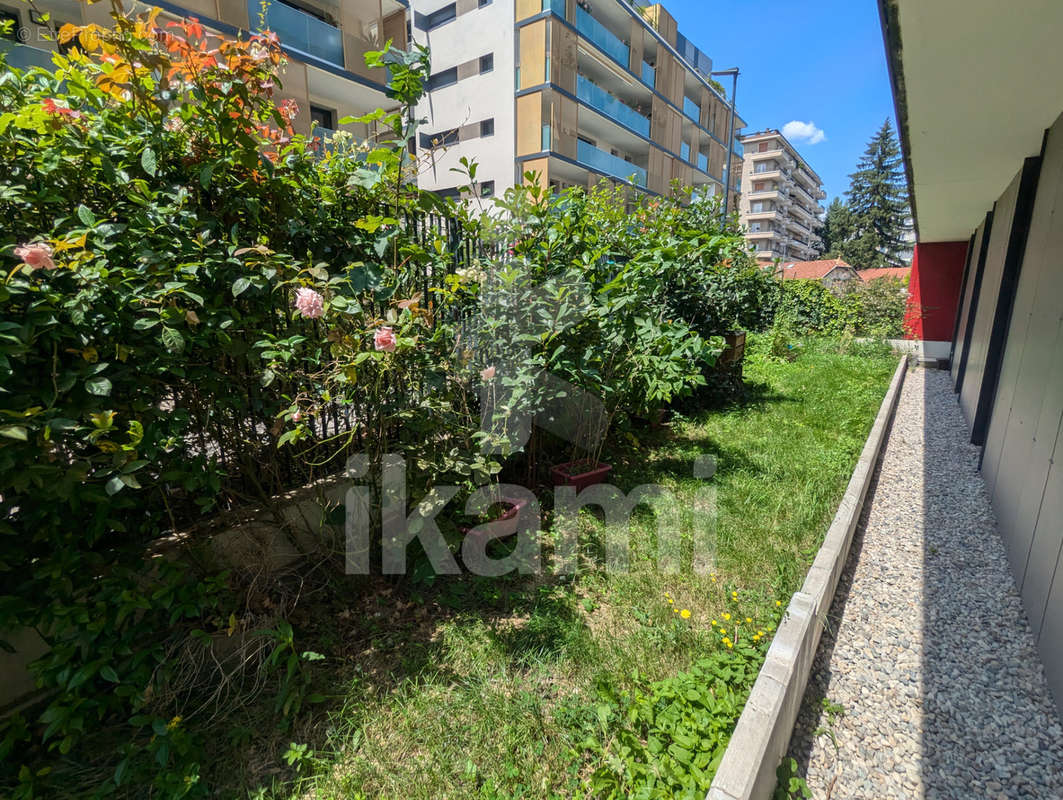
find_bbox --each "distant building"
[773,258,859,290]
[409,0,745,205]
[739,129,827,262]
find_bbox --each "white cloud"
[782,120,826,145]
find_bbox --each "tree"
[841,119,911,269]
[815,197,854,258]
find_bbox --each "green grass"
[217,335,897,799]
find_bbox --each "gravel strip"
[788,367,1063,799]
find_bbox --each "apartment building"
[409,0,745,206]
[738,129,826,263]
[0,0,407,141]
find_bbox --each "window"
[754,181,765,192]
[480,118,494,137]
[278,0,332,24]
[750,222,761,232]
[758,141,768,152]
[0,8,19,40]
[425,3,456,30]
[751,201,764,213]
[427,66,458,90]
[434,187,462,200]
[479,53,493,73]
[680,142,690,163]
[419,128,458,149]
[480,180,495,198]
[478,0,492,6]
[309,105,335,131]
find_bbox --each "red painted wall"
[904,241,970,341]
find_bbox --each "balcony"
[542,0,567,16]
[251,0,344,68]
[576,75,650,137]
[0,42,55,71]
[749,147,784,161]
[577,140,646,187]
[641,60,655,89]
[683,96,701,123]
[576,8,630,69]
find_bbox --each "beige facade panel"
[516,92,544,156]
[522,157,551,190]
[217,0,250,30]
[641,3,677,47]
[519,20,547,90]
[515,0,542,22]
[553,94,578,160]
[628,19,644,75]
[553,21,578,95]
[382,9,406,49]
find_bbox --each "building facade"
[881,0,1063,712]
[0,0,408,142]
[409,0,745,205]
[738,129,826,263]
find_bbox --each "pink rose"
[14,242,57,271]
[481,365,496,381]
[294,287,324,319]
[374,326,396,352]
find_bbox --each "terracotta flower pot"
[550,460,613,491]
[460,497,528,539]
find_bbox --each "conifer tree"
[841,119,911,268]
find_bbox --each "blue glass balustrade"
[577,140,646,186]
[640,60,655,88]
[576,75,650,137]
[1,42,55,71]
[682,96,701,123]
[576,8,629,68]
[543,0,566,17]
[250,0,344,67]
[697,152,708,173]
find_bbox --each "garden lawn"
[224,336,898,799]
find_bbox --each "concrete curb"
[707,355,909,800]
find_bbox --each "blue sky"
[663,0,898,204]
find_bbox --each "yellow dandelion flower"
[667,597,674,604]
[776,600,782,607]
[753,634,761,641]
[722,612,731,621]
[673,607,679,613]
[711,619,718,626]
[726,641,733,648]
[758,630,765,636]
[710,574,717,582]
[745,617,752,624]
[731,591,738,598]
[680,609,691,619]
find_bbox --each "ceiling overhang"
[880,0,1063,242]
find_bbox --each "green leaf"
[232,277,251,297]
[85,376,112,396]
[76,204,95,226]
[106,476,125,495]
[160,326,185,355]
[0,425,28,441]
[100,665,119,683]
[199,163,214,189]
[141,147,157,177]
[133,317,159,330]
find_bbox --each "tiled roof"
[859,267,911,282]
[775,258,855,280]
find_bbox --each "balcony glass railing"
[640,60,655,88]
[543,0,566,17]
[577,140,646,186]
[682,96,701,123]
[576,8,629,68]
[0,42,55,71]
[542,124,551,151]
[576,75,650,137]
[251,0,343,67]
[680,142,690,163]
[697,152,708,173]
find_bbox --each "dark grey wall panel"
[978,111,1063,713]
[983,116,1063,592]
[960,175,1020,428]
[951,221,986,386]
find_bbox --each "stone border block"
[706,356,909,800]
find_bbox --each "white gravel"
[788,367,1063,799]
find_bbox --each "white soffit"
[895,0,1063,242]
